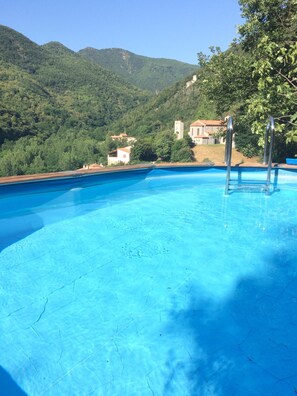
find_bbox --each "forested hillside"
[109,72,216,136]
[0,25,150,175]
[0,26,148,139]
[0,0,296,177]
[78,47,198,92]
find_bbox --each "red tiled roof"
[118,147,131,154]
[190,119,225,127]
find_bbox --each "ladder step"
[228,184,268,189]
[229,179,270,185]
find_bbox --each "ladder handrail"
[224,116,234,195]
[224,116,233,164]
[224,116,275,195]
[263,116,275,165]
[266,116,275,191]
[263,123,270,165]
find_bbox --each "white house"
[107,146,131,166]
[189,119,225,145]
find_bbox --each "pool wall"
[1,165,297,196]
[1,166,297,226]
[1,165,297,395]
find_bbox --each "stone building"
[189,119,225,145]
[174,120,184,140]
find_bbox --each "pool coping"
[0,162,296,186]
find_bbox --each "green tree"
[104,135,117,152]
[130,139,157,162]
[196,0,297,159]
[234,120,261,158]
[238,0,297,143]
[197,45,255,116]
[153,131,175,161]
[171,138,194,162]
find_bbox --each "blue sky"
[1,0,243,64]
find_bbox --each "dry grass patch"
[193,145,260,165]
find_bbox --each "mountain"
[0,25,45,73]
[0,25,202,176]
[0,25,150,145]
[78,48,198,92]
[39,42,149,126]
[110,71,217,137]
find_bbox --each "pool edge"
[0,162,296,186]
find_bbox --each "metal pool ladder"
[224,116,275,195]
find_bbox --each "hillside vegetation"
[0,25,149,143]
[108,72,217,137]
[127,0,297,163]
[0,25,151,174]
[78,47,198,92]
[196,0,297,160]
[0,0,296,177]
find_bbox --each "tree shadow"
[0,366,27,396]
[164,248,297,396]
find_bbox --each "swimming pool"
[0,166,297,396]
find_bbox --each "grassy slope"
[193,144,260,164]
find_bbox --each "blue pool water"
[0,167,297,396]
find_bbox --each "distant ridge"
[0,25,45,72]
[0,24,202,176]
[0,24,149,144]
[42,41,76,55]
[78,47,198,92]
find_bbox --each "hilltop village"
[106,119,226,166]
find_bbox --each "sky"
[0,0,244,65]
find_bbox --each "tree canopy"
[241,0,297,142]
[197,0,297,159]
